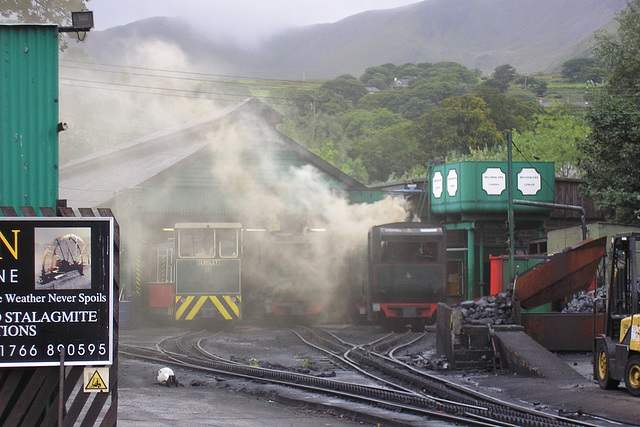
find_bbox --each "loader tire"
[596,340,618,390]
[624,355,640,397]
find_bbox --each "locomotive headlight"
[180,297,186,303]
[230,296,238,303]
[372,303,381,312]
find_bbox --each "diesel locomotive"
[360,222,458,327]
[146,222,243,324]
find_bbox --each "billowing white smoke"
[204,115,410,320]
[59,40,412,319]
[59,39,232,163]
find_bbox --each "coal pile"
[562,287,605,313]
[458,288,515,326]
[411,353,450,371]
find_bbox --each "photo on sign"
[34,227,92,290]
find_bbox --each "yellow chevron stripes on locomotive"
[186,296,208,320]
[175,296,194,319]
[174,295,241,320]
[160,256,167,282]
[223,295,241,317]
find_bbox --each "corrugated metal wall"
[552,178,607,220]
[0,25,59,211]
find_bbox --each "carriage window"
[179,228,215,258]
[218,229,239,258]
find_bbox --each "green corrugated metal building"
[1,25,59,212]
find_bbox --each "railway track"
[291,327,612,427]
[120,328,621,427]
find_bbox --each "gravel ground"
[118,356,367,426]
[117,324,640,426]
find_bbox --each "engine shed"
[58,97,387,304]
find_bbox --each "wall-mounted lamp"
[57,122,68,133]
[59,11,94,33]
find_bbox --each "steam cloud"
[59,39,411,322]
[204,116,410,320]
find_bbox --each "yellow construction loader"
[595,233,640,396]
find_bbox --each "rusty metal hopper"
[515,236,607,310]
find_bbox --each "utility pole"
[508,132,515,282]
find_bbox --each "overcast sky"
[90,0,421,44]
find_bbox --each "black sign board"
[0,218,113,367]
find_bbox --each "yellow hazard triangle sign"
[83,367,109,393]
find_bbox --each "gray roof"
[59,98,365,208]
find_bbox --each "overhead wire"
[57,59,313,161]
[56,61,316,194]
[59,58,316,105]
[59,77,267,102]
[60,58,315,85]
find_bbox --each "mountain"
[80,0,627,79]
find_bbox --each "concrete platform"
[494,329,588,381]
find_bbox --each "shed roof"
[59,98,366,208]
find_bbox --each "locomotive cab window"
[381,241,438,262]
[218,228,239,258]
[178,228,215,258]
[419,242,438,260]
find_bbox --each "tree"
[409,94,501,160]
[359,68,391,90]
[410,79,471,105]
[490,64,517,92]
[341,108,407,141]
[320,75,368,106]
[418,61,480,84]
[357,90,407,115]
[592,1,640,97]
[339,110,415,183]
[349,123,422,183]
[532,81,547,97]
[397,96,436,121]
[283,89,347,149]
[312,141,369,184]
[513,108,587,177]
[357,62,479,120]
[578,95,640,223]
[2,0,92,50]
[2,0,90,26]
[561,58,604,83]
[449,107,588,179]
[578,0,640,224]
[474,86,541,134]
